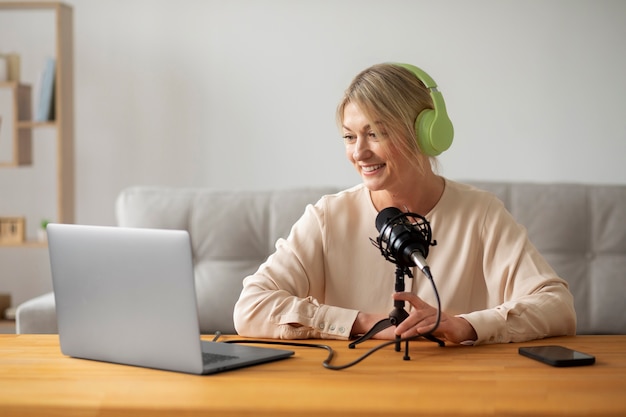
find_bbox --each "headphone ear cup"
[415,105,454,157]
[415,109,437,156]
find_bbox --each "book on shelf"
[35,57,55,122]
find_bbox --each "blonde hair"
[336,63,435,172]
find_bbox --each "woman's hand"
[392,292,477,344]
[351,312,397,339]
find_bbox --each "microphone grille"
[375,207,403,232]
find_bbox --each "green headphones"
[394,63,454,156]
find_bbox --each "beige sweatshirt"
[233,179,576,345]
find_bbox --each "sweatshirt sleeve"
[457,198,577,345]
[233,202,359,340]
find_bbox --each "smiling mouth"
[361,163,385,173]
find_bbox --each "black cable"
[217,334,434,370]
[422,266,442,335]
[213,268,443,371]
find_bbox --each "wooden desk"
[1,335,625,416]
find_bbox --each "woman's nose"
[353,136,370,160]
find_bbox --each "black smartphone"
[518,345,595,367]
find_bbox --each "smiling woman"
[233,62,576,346]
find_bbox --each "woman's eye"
[368,132,379,141]
[342,134,356,142]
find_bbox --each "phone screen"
[518,345,595,367]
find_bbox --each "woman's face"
[342,102,415,192]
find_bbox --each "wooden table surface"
[1,334,625,416]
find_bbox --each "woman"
[233,63,576,345]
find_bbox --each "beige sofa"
[16,182,626,335]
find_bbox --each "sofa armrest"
[15,292,58,334]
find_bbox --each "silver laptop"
[47,223,294,375]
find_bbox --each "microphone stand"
[348,264,444,359]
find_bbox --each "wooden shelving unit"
[0,1,74,247]
[0,81,32,167]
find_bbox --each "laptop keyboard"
[202,352,239,364]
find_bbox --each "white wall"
[1,0,625,307]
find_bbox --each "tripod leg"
[348,318,392,349]
[423,333,446,347]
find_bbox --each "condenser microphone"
[374,207,435,275]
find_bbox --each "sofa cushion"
[469,182,626,334]
[115,186,341,334]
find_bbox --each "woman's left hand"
[392,292,477,344]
